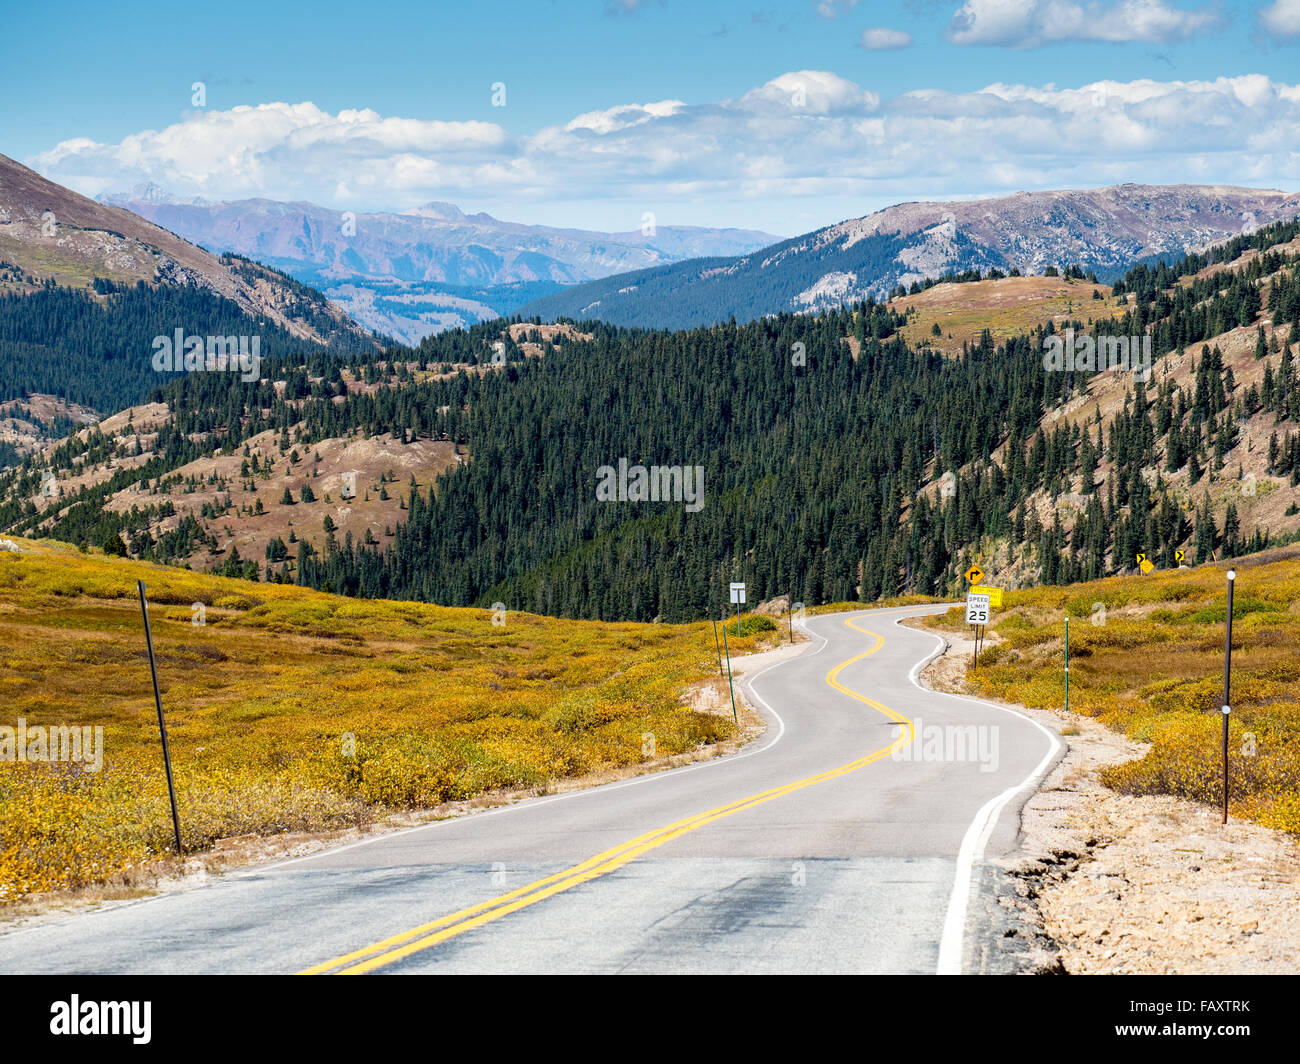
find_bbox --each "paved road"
[0,605,1061,974]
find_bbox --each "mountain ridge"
[0,154,372,348]
[97,187,780,342]
[519,183,1300,330]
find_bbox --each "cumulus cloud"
[737,70,880,113]
[860,28,913,49]
[29,72,1300,223]
[32,102,509,202]
[1260,0,1300,35]
[947,0,1218,47]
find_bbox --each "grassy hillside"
[888,274,1102,354]
[923,547,1300,834]
[0,539,761,901]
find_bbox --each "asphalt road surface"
[0,604,1062,974]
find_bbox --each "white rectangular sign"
[965,593,990,625]
[729,582,746,605]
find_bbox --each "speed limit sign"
[965,593,990,625]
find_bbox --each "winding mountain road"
[0,604,1061,974]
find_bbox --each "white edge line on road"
[0,645,799,941]
[261,614,858,876]
[0,611,864,940]
[2,619,840,940]
[262,636,807,874]
[897,617,1065,975]
[0,606,907,943]
[222,627,836,881]
[267,609,904,881]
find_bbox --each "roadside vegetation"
[922,549,1300,833]
[0,539,773,902]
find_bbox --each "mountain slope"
[0,155,371,347]
[99,187,779,342]
[0,155,378,419]
[519,184,1300,330]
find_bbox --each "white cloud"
[565,100,685,134]
[815,0,859,17]
[32,102,508,204]
[947,0,1218,47]
[29,72,1300,230]
[737,70,880,114]
[860,28,913,49]
[1260,0,1300,35]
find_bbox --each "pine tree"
[1222,503,1241,558]
[1194,493,1217,563]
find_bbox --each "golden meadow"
[923,551,1300,834]
[0,539,765,902]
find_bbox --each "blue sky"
[5,0,1300,234]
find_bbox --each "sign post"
[729,581,746,632]
[1222,569,1236,825]
[965,592,990,673]
[964,566,989,674]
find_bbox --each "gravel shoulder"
[912,622,1300,975]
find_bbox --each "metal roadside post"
[138,580,183,856]
[1222,568,1236,825]
[1064,614,1070,715]
[720,623,738,724]
[711,612,724,677]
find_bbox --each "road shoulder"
[908,621,1300,975]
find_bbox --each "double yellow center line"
[301,615,913,975]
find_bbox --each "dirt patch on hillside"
[912,622,1300,974]
[0,394,99,458]
[97,426,460,572]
